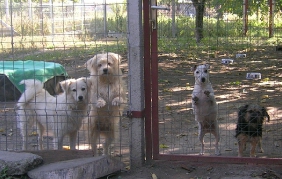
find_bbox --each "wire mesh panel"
[0,0,129,165]
[157,0,282,159]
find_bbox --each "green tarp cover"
[0,60,67,93]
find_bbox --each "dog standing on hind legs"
[192,64,220,155]
[85,52,126,156]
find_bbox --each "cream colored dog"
[85,52,126,155]
[192,64,220,155]
[17,77,91,150]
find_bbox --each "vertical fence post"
[28,0,32,19]
[150,0,159,160]
[127,0,145,168]
[103,0,107,37]
[143,0,153,162]
[4,0,9,20]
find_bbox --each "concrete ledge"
[0,151,43,175]
[28,156,124,179]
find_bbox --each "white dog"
[85,52,126,156]
[192,64,220,155]
[17,77,91,150]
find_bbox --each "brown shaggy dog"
[85,52,126,156]
[235,104,270,157]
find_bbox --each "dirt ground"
[103,160,282,179]
[1,46,282,178]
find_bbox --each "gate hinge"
[127,110,145,118]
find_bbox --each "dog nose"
[78,96,83,101]
[103,68,108,74]
[201,78,206,83]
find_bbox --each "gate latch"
[127,110,145,118]
[151,1,170,30]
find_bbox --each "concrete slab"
[221,177,263,179]
[28,155,124,179]
[0,151,43,175]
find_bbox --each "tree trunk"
[171,0,176,38]
[191,0,206,43]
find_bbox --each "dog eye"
[196,71,199,74]
[81,88,85,91]
[72,89,77,92]
[204,70,208,73]
[98,64,102,67]
[108,63,111,66]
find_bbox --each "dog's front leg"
[250,144,257,157]
[19,115,28,150]
[250,138,259,157]
[204,90,215,104]
[69,131,78,150]
[237,134,247,157]
[37,124,45,150]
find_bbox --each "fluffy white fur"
[85,52,126,156]
[17,77,91,150]
[192,64,220,155]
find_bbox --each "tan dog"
[85,52,126,156]
[192,64,220,155]
[17,77,91,150]
[235,104,270,157]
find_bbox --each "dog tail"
[17,79,44,107]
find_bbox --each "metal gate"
[144,0,282,165]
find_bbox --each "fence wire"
[0,1,130,166]
[157,1,282,158]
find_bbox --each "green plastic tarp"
[0,60,68,93]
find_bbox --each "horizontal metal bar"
[151,6,170,11]
[157,154,282,165]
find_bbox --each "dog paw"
[96,98,106,108]
[215,150,221,156]
[192,96,199,104]
[204,90,210,97]
[112,97,123,106]
[258,149,264,153]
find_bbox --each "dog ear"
[205,64,210,69]
[261,106,270,122]
[85,55,98,72]
[238,104,249,122]
[55,82,63,94]
[108,53,121,64]
[82,77,92,89]
[60,79,72,93]
[191,65,197,72]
